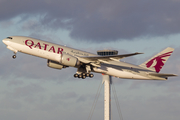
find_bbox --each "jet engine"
[47,53,80,69]
[47,60,66,69]
[59,53,80,67]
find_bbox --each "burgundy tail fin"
[139,47,174,73]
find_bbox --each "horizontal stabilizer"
[149,73,177,77]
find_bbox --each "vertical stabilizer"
[139,47,174,73]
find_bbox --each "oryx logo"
[146,51,173,73]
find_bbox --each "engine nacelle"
[59,53,80,67]
[47,60,66,69]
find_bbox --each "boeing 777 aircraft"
[2,36,177,80]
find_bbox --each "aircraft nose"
[2,39,6,44]
[2,39,10,45]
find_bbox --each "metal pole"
[102,75,112,120]
[97,50,117,120]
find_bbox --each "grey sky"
[0,0,180,120]
[1,0,180,42]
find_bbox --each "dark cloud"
[1,0,180,42]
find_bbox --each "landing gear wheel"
[82,73,86,76]
[74,74,78,78]
[89,74,94,78]
[78,74,82,78]
[82,75,86,79]
[12,55,16,59]
[86,73,90,77]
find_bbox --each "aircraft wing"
[80,52,143,62]
[77,52,143,67]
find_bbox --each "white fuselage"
[2,36,165,80]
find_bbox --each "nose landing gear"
[12,52,17,59]
[12,55,16,59]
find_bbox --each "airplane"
[2,36,177,80]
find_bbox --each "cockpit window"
[7,37,12,39]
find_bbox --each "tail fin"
[139,47,174,73]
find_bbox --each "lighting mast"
[97,50,118,120]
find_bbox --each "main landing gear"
[74,73,94,79]
[74,64,94,79]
